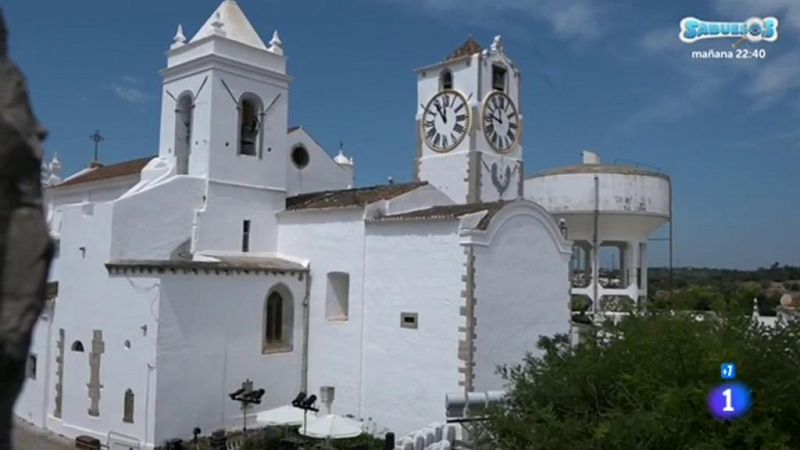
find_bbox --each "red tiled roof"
[55,157,154,188]
[447,37,483,61]
[375,201,507,229]
[106,256,306,274]
[286,182,427,211]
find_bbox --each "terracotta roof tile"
[375,201,507,230]
[55,157,154,188]
[106,256,306,274]
[285,182,427,211]
[447,37,483,61]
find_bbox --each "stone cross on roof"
[89,129,104,168]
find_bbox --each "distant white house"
[16,1,666,448]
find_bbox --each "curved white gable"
[461,199,572,254]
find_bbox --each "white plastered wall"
[468,202,572,392]
[361,220,464,435]
[153,272,306,443]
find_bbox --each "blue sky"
[4,0,799,269]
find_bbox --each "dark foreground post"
[384,432,395,449]
[0,7,53,450]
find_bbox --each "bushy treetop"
[485,313,800,449]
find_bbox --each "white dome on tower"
[42,152,62,186]
[334,150,353,166]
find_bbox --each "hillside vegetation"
[648,264,800,315]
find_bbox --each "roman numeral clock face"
[421,90,470,152]
[482,91,519,153]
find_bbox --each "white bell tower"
[415,36,525,204]
[158,0,290,255]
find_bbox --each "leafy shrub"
[484,313,800,449]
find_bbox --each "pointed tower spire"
[190,0,267,49]
[447,36,483,61]
[50,152,61,175]
[268,30,283,55]
[171,25,186,49]
[48,153,62,185]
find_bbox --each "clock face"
[482,91,519,153]
[421,90,470,152]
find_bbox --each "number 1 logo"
[722,388,734,412]
[708,383,751,420]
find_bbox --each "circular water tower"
[525,151,671,311]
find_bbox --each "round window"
[291,146,310,169]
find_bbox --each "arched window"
[238,94,263,156]
[71,341,84,352]
[492,64,508,92]
[263,287,293,353]
[174,93,193,175]
[123,389,134,423]
[266,293,282,342]
[440,69,453,91]
[326,272,350,321]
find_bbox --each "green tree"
[484,313,800,449]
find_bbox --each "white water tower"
[525,151,671,312]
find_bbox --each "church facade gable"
[286,127,355,196]
[16,2,579,446]
[464,201,572,392]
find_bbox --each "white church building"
[12,1,668,448]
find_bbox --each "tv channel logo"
[679,17,779,44]
[708,383,752,420]
[721,363,736,380]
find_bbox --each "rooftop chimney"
[582,150,600,165]
[319,386,335,416]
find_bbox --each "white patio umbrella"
[298,414,363,439]
[254,404,315,426]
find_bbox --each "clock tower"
[415,36,524,204]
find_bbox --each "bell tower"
[159,0,289,186]
[415,36,524,204]
[158,0,290,255]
